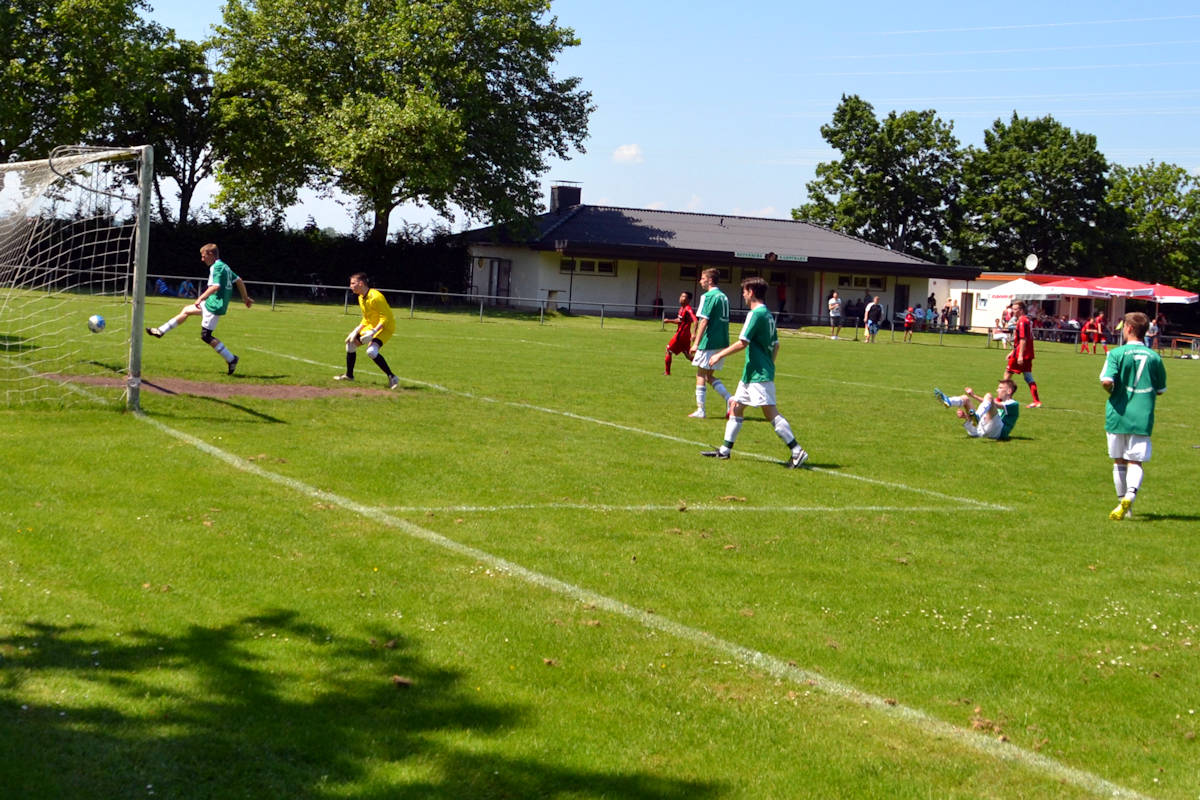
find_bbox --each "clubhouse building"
[463,184,982,324]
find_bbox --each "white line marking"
[252,347,1010,511]
[133,410,1150,800]
[385,503,981,514]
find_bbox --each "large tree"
[956,113,1118,275]
[0,0,162,161]
[1107,161,1200,290]
[212,0,592,243]
[114,35,218,226]
[792,94,962,263]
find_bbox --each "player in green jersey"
[146,243,253,375]
[1101,312,1167,520]
[700,277,808,468]
[687,268,733,418]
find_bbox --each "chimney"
[550,182,582,213]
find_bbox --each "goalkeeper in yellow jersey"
[335,273,399,389]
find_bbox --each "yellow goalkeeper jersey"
[358,288,396,343]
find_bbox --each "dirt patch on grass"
[63,375,394,400]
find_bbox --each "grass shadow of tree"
[0,611,720,799]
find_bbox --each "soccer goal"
[0,145,153,410]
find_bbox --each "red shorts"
[667,334,691,355]
[1007,356,1034,373]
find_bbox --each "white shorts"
[200,307,220,331]
[691,349,725,370]
[732,380,777,408]
[964,416,1003,439]
[1107,433,1152,462]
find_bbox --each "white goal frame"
[0,144,153,411]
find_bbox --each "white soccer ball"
[87,314,106,333]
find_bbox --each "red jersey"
[1008,314,1035,370]
[904,312,914,329]
[667,304,696,353]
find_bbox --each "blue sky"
[144,0,1200,233]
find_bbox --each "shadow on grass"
[0,612,720,800]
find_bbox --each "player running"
[663,291,696,376]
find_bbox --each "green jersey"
[738,304,777,383]
[202,259,239,315]
[1101,341,1167,435]
[695,287,729,350]
[995,399,1020,439]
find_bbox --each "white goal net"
[0,145,152,409]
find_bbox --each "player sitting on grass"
[934,380,1020,440]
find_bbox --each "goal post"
[0,144,153,411]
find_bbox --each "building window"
[868,277,885,290]
[578,259,596,272]
[838,274,853,287]
[560,258,575,273]
[597,260,616,275]
[770,271,786,283]
[679,265,698,280]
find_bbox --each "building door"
[494,259,512,306]
[894,284,909,321]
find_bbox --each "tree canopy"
[211,0,592,243]
[956,113,1115,275]
[1107,161,1200,291]
[793,95,961,264]
[0,0,163,161]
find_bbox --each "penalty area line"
[134,409,1148,800]
[252,347,1011,512]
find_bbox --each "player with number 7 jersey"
[1100,312,1166,521]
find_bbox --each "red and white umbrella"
[1144,282,1198,304]
[1082,275,1155,297]
[1041,277,1110,297]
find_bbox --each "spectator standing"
[863,296,883,343]
[827,291,843,339]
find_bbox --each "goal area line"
[253,346,1013,512]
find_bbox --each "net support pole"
[126,145,154,413]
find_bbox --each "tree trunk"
[369,205,392,245]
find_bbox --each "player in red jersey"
[902,307,915,342]
[1079,313,1097,354]
[1095,310,1109,354]
[1003,301,1042,408]
[663,291,696,375]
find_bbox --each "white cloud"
[685,194,703,211]
[612,144,645,164]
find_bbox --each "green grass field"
[3,295,1198,799]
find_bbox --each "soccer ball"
[87,314,105,333]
